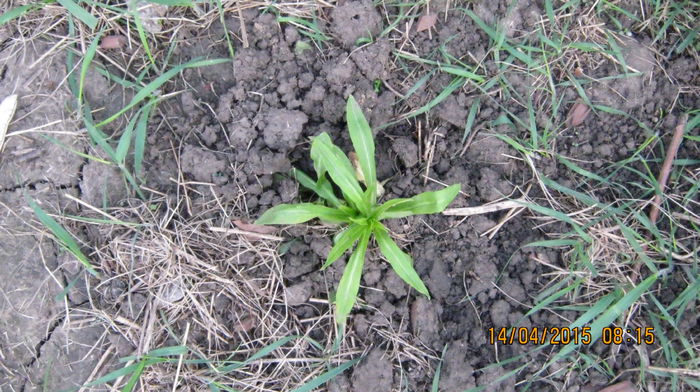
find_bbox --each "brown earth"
[1,0,698,391]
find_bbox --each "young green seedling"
[256,96,460,326]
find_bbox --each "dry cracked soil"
[1,0,698,391]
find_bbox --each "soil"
[1,0,698,391]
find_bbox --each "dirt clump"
[439,340,477,392]
[261,109,308,150]
[391,136,419,168]
[330,0,383,48]
[180,145,227,183]
[351,348,393,392]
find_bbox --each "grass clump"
[256,96,460,326]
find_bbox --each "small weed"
[276,14,330,51]
[256,96,460,326]
[498,111,700,390]
[26,195,99,277]
[62,14,229,199]
[69,337,359,392]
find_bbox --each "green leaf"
[134,102,153,177]
[78,29,104,105]
[81,103,117,161]
[292,168,342,208]
[218,336,297,373]
[73,345,184,391]
[289,356,362,392]
[335,228,371,325]
[130,0,156,67]
[371,198,411,218]
[27,196,99,277]
[255,203,350,225]
[75,362,144,390]
[0,5,37,27]
[549,272,660,364]
[322,223,364,269]
[144,345,188,357]
[57,0,98,30]
[431,345,449,392]
[96,58,230,127]
[373,223,430,297]
[378,184,460,219]
[310,133,368,214]
[346,96,376,202]
[122,359,147,392]
[439,65,485,82]
[115,109,138,165]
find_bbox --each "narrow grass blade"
[74,346,185,390]
[93,63,138,89]
[82,103,117,161]
[289,356,361,392]
[96,58,230,127]
[524,239,580,248]
[372,198,410,218]
[121,164,146,200]
[218,336,297,372]
[26,196,99,277]
[255,203,350,225]
[463,9,535,66]
[431,345,449,392]
[142,345,188,357]
[75,362,144,390]
[668,279,700,314]
[379,184,460,219]
[292,168,342,207]
[57,0,98,29]
[374,223,429,297]
[517,200,592,243]
[551,272,659,362]
[115,110,138,165]
[310,133,367,214]
[54,274,81,302]
[335,228,371,325]
[556,155,608,183]
[605,32,629,73]
[277,16,329,41]
[346,96,376,203]
[122,360,147,392]
[78,30,103,104]
[462,98,480,142]
[243,337,294,362]
[402,76,465,121]
[522,278,583,318]
[322,224,364,270]
[40,135,110,165]
[544,0,556,30]
[133,101,153,177]
[129,1,156,67]
[439,65,485,82]
[401,71,432,102]
[0,4,37,27]
[213,0,235,58]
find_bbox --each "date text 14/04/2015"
[488,327,656,346]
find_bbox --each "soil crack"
[23,315,64,368]
[0,180,80,194]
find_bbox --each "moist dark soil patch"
[74,2,698,391]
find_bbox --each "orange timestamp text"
[488,327,656,345]
[488,327,593,345]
